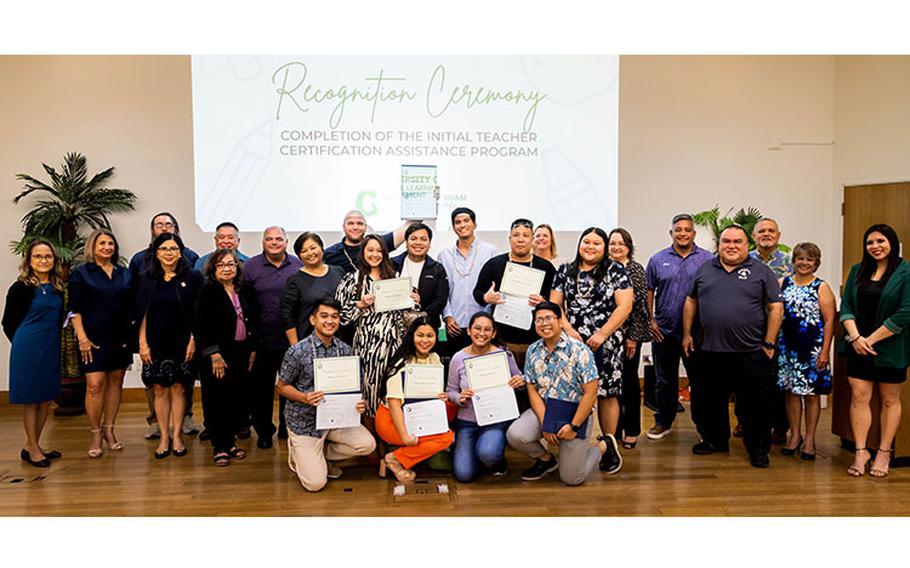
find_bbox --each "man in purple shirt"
[242,226,303,448]
[645,214,712,441]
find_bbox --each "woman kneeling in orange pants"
[376,317,454,482]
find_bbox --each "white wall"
[2,54,900,391]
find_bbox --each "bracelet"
[846,335,857,343]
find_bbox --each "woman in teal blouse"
[840,224,910,478]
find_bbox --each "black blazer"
[391,253,450,328]
[131,268,203,349]
[194,280,259,356]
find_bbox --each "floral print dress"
[552,261,631,398]
[776,277,831,395]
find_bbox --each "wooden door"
[832,182,910,460]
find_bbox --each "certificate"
[313,356,360,393]
[400,164,438,220]
[316,393,362,430]
[492,293,533,330]
[373,277,415,313]
[465,351,511,390]
[404,364,444,398]
[500,262,545,298]
[403,399,449,437]
[473,385,520,427]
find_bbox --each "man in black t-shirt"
[682,225,783,468]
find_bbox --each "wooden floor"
[0,399,907,516]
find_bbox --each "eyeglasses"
[153,222,176,230]
[216,262,237,270]
[534,315,557,324]
[157,246,180,253]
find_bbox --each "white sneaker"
[144,422,160,440]
[646,424,673,440]
[182,415,201,435]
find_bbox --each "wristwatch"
[761,341,776,350]
[570,423,581,434]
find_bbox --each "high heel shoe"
[382,452,415,482]
[102,424,123,451]
[780,437,803,457]
[88,428,104,458]
[847,447,870,477]
[870,448,892,478]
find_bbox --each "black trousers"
[200,345,250,453]
[247,347,287,439]
[700,350,773,457]
[652,335,704,431]
[617,345,643,438]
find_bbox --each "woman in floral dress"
[776,242,835,460]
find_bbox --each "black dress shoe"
[237,427,251,440]
[257,437,273,449]
[43,450,62,460]
[199,429,211,441]
[692,441,729,455]
[750,454,770,468]
[20,448,50,468]
[277,426,289,440]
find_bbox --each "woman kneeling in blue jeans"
[446,311,525,482]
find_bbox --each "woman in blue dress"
[776,242,835,460]
[2,240,66,468]
[69,229,133,458]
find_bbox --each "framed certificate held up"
[403,364,444,398]
[465,351,511,391]
[401,164,438,220]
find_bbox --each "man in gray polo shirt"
[682,225,783,468]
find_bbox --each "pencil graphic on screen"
[198,120,273,228]
[540,146,611,226]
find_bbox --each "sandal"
[870,448,891,478]
[621,437,637,450]
[213,452,230,467]
[102,424,124,451]
[88,428,104,458]
[847,447,870,477]
[228,446,247,460]
[382,452,416,483]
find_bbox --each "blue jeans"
[452,418,509,483]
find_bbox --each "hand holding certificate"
[403,399,449,437]
[473,384,520,426]
[316,393,363,430]
[403,364,444,398]
[493,293,534,330]
[314,356,361,394]
[373,277,415,313]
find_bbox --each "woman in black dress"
[281,232,344,345]
[70,229,133,458]
[134,233,203,459]
[195,248,257,466]
[841,224,910,478]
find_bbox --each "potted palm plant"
[11,152,137,415]
[692,205,790,253]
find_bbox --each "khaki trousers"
[287,426,376,492]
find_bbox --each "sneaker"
[598,434,623,474]
[326,463,344,479]
[692,441,729,455]
[144,422,160,440]
[646,424,673,440]
[520,457,558,481]
[182,415,201,435]
[490,460,509,477]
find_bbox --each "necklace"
[575,267,598,300]
[451,242,477,277]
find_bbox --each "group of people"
[3,207,908,488]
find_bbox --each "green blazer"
[839,260,910,369]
